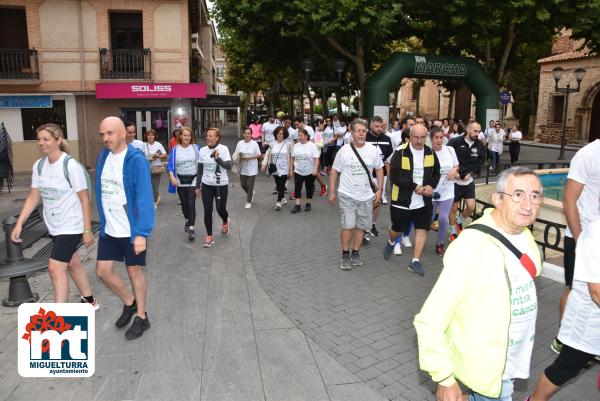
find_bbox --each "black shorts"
[563,235,575,288]
[390,204,433,233]
[454,182,476,203]
[97,235,146,266]
[50,234,82,263]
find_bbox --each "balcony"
[0,48,40,81]
[99,48,151,80]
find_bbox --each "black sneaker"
[184,222,189,233]
[188,229,195,241]
[125,314,150,340]
[115,302,137,328]
[291,205,302,214]
[304,203,312,212]
[371,225,379,237]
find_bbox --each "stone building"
[0,0,217,171]
[535,31,600,144]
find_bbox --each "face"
[370,120,383,135]
[99,117,127,152]
[443,119,449,127]
[433,120,442,128]
[243,129,252,141]
[284,119,291,128]
[146,132,156,143]
[298,130,308,142]
[431,132,444,149]
[352,123,367,145]
[415,117,425,125]
[126,125,137,143]
[276,129,284,141]
[181,130,192,145]
[494,174,543,231]
[467,123,481,140]
[295,121,304,129]
[495,124,501,132]
[489,120,495,128]
[206,129,218,146]
[37,130,60,154]
[269,116,275,123]
[406,119,415,128]
[392,120,399,129]
[410,124,428,150]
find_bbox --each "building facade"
[535,31,600,144]
[0,0,217,171]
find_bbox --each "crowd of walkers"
[11,112,598,401]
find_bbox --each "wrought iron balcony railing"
[99,48,151,80]
[0,48,40,80]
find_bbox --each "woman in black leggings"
[261,126,292,211]
[289,128,320,213]
[197,127,232,247]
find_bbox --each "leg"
[275,175,286,202]
[202,185,215,236]
[215,185,229,222]
[185,186,196,228]
[48,258,70,302]
[246,175,255,203]
[151,174,161,202]
[240,175,248,194]
[294,173,304,205]
[177,186,190,224]
[341,229,353,251]
[68,251,94,298]
[462,198,476,220]
[413,229,427,259]
[96,260,134,305]
[559,236,576,319]
[514,141,520,163]
[351,228,364,250]
[305,174,315,201]
[126,265,148,318]
[435,199,453,245]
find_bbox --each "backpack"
[37,155,92,199]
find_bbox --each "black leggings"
[294,173,315,200]
[201,184,229,236]
[323,145,336,167]
[509,141,521,164]
[177,186,196,227]
[273,174,287,202]
[545,342,596,386]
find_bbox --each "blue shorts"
[97,235,146,266]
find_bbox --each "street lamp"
[301,58,346,120]
[553,66,586,159]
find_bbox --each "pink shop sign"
[95,83,207,99]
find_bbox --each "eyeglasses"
[413,136,427,141]
[498,190,544,205]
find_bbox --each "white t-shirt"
[144,141,166,167]
[287,127,298,143]
[489,129,505,153]
[323,127,335,146]
[389,130,404,149]
[343,131,352,145]
[130,139,145,153]
[509,130,522,141]
[302,125,316,140]
[31,153,88,235]
[100,148,131,238]
[200,144,231,186]
[501,230,539,380]
[175,144,199,187]
[269,140,291,176]
[335,126,347,146]
[291,141,319,176]
[407,145,425,210]
[559,219,600,355]
[433,145,459,201]
[332,143,383,202]
[262,121,280,143]
[235,140,261,176]
[565,139,600,237]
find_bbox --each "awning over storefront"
[95,83,207,99]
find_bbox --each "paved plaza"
[0,140,596,401]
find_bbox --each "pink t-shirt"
[249,123,262,140]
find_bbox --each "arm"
[196,162,204,190]
[374,167,384,203]
[131,156,156,242]
[312,156,320,176]
[563,179,584,240]
[11,188,41,242]
[328,168,339,204]
[589,283,600,307]
[167,148,178,186]
[215,157,233,170]
[77,190,95,246]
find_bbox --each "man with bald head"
[95,116,155,340]
[384,123,440,276]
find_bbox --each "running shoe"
[80,296,100,311]
[281,198,288,205]
[221,220,230,235]
[371,225,379,237]
[435,244,445,256]
[408,260,425,277]
[456,223,464,233]
[319,185,327,196]
[550,338,563,354]
[340,254,352,270]
[156,195,161,205]
[115,302,137,328]
[203,236,214,248]
[291,205,302,214]
[320,168,327,176]
[184,222,189,233]
[363,231,373,244]
[401,236,412,248]
[431,220,439,231]
[289,192,296,200]
[383,241,395,260]
[188,229,195,241]
[393,242,402,255]
[304,203,311,212]
[245,202,252,209]
[351,252,363,266]
[449,233,458,242]
[125,314,150,340]
[274,202,282,211]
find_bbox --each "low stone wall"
[535,124,575,144]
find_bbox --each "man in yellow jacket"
[414,166,544,401]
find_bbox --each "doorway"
[589,92,600,142]
[121,108,170,150]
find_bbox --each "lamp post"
[301,58,346,121]
[553,66,586,159]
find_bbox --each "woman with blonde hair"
[144,129,167,207]
[11,123,98,308]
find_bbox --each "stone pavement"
[0,138,595,401]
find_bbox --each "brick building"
[0,0,217,172]
[535,30,600,144]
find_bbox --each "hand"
[261,165,266,172]
[446,168,458,180]
[422,186,433,197]
[313,169,318,176]
[415,185,423,195]
[289,170,294,178]
[436,382,463,401]
[195,188,201,198]
[170,177,178,187]
[11,224,23,243]
[463,173,471,181]
[133,236,147,256]
[83,232,95,247]
[328,192,336,205]
[212,150,220,159]
[374,189,383,204]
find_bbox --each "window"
[411,82,420,101]
[110,12,142,50]
[0,8,28,49]
[21,100,67,140]
[551,95,565,124]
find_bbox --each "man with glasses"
[329,119,383,270]
[447,121,486,240]
[415,166,543,401]
[384,123,440,276]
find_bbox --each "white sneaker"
[245,202,252,209]
[393,242,402,255]
[156,195,161,205]
[274,202,281,211]
[401,236,412,248]
[281,198,288,205]
[382,194,388,205]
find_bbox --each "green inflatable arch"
[364,53,499,125]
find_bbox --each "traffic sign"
[500,91,511,105]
